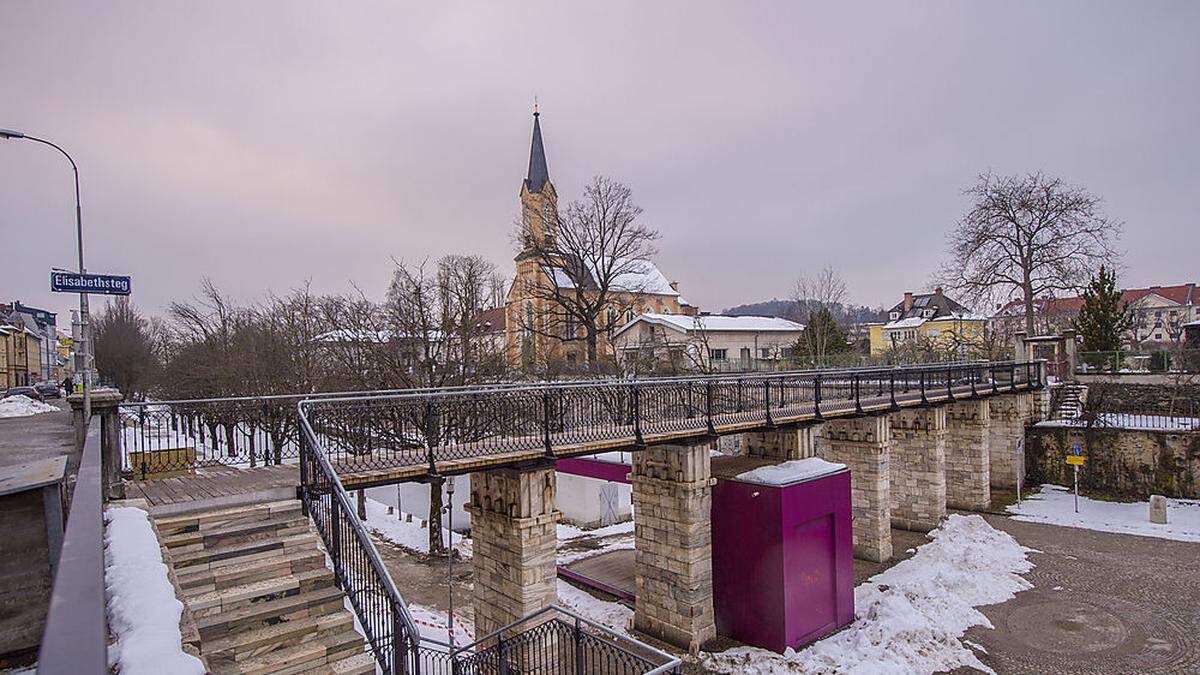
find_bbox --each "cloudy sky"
[2,2,1197,322]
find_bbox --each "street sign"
[50,271,131,296]
[1068,442,1084,512]
[1065,454,1086,466]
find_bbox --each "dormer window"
[923,309,935,318]
[889,312,900,321]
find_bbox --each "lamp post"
[0,129,91,420]
[442,479,456,650]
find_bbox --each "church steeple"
[525,107,550,194]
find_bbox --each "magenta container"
[711,466,855,652]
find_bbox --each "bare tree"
[92,297,161,399]
[513,176,660,367]
[937,172,1122,335]
[790,267,850,364]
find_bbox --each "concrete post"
[988,395,1022,490]
[1012,331,1028,363]
[944,400,991,511]
[631,442,716,653]
[466,462,560,637]
[820,416,893,562]
[743,423,824,461]
[888,408,947,532]
[1062,329,1078,382]
[68,388,124,500]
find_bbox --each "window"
[760,348,772,359]
[607,307,618,330]
[923,309,935,318]
[524,302,534,337]
[889,311,900,321]
[565,313,575,339]
[710,348,728,361]
[1154,332,1163,341]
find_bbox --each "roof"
[886,290,971,321]
[613,313,804,339]
[476,306,506,334]
[524,111,550,194]
[543,257,679,296]
[994,283,1199,317]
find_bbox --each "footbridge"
[108,361,1045,672]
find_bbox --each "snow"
[1036,413,1200,431]
[1008,484,1200,542]
[0,394,58,418]
[735,458,846,487]
[407,603,475,650]
[557,520,634,541]
[703,514,1035,675]
[616,312,805,337]
[363,497,472,558]
[556,579,633,635]
[104,507,206,675]
[557,535,636,565]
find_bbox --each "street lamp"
[0,128,92,419]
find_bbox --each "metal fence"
[1076,349,1200,374]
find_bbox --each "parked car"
[35,382,62,399]
[4,386,44,401]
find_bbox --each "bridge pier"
[987,395,1023,490]
[631,442,717,653]
[944,400,991,511]
[821,416,893,562]
[466,463,560,637]
[743,424,823,461]
[888,408,947,532]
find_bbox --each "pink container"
[711,460,855,652]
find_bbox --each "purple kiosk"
[710,455,855,653]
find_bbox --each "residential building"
[0,324,42,388]
[503,110,688,369]
[1,301,59,386]
[611,313,805,373]
[868,289,987,356]
[992,283,1199,347]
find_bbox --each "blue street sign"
[1071,443,1083,456]
[50,271,131,296]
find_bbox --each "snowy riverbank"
[1008,484,1200,542]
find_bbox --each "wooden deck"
[125,464,298,515]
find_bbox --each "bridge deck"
[334,381,1030,489]
[126,464,297,515]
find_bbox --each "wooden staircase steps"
[155,499,375,675]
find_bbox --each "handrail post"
[1009,363,1016,392]
[889,371,897,409]
[498,634,509,675]
[764,379,773,426]
[542,389,553,456]
[574,615,585,675]
[705,380,716,435]
[329,507,341,589]
[633,384,644,446]
[392,609,407,675]
[970,364,978,396]
[946,366,954,401]
[853,372,863,413]
[813,374,823,419]
[919,370,928,405]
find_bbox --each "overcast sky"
[2,2,1197,323]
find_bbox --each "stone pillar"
[820,416,892,562]
[1062,329,1078,382]
[466,463,560,637]
[944,400,991,511]
[988,395,1022,490]
[631,442,716,653]
[68,388,125,500]
[888,408,947,532]
[743,423,823,461]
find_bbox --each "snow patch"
[1008,484,1200,542]
[556,579,633,635]
[735,458,846,487]
[0,394,58,418]
[104,507,205,675]
[557,520,634,541]
[703,514,1034,675]
[363,497,472,558]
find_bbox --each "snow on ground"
[1036,412,1200,431]
[557,519,634,541]
[0,394,58,418]
[104,507,206,675]
[557,535,636,565]
[407,603,475,650]
[556,579,633,636]
[363,497,472,558]
[1008,484,1200,542]
[703,514,1035,675]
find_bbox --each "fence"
[1076,349,1200,374]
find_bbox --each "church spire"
[525,106,550,194]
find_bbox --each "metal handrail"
[38,418,107,674]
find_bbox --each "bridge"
[96,360,1044,673]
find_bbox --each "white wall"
[555,473,632,528]
[365,474,473,534]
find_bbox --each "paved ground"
[954,515,1200,674]
[0,401,75,472]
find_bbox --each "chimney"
[669,281,679,292]
[903,292,914,312]
[934,287,943,296]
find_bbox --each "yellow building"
[504,110,691,369]
[0,323,42,387]
[869,289,987,357]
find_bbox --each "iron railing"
[299,361,1041,478]
[38,416,107,674]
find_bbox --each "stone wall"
[1026,426,1200,499]
[944,400,991,511]
[1083,383,1200,415]
[988,396,1023,489]
[820,416,892,562]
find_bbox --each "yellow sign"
[1065,455,1086,466]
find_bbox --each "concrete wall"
[555,473,632,527]
[366,475,472,534]
[0,489,53,657]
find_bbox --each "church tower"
[516,107,558,259]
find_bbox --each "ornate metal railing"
[297,402,681,674]
[300,361,1042,477]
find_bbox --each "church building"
[504,110,693,370]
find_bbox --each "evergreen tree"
[1073,265,1133,352]
[794,306,852,364]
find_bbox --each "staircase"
[155,499,376,675]
[1054,383,1088,419]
